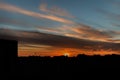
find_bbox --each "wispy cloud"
[39,3,74,18]
[0,2,119,43]
[1,16,119,43]
[0,3,74,24]
[0,17,35,28]
[0,28,120,52]
[48,24,120,43]
[70,25,111,39]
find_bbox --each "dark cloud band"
[0,28,120,52]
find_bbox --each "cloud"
[107,39,120,43]
[0,2,119,43]
[39,3,74,18]
[18,44,52,50]
[52,24,120,42]
[71,25,112,39]
[0,17,35,28]
[0,3,74,24]
[36,25,71,36]
[1,16,119,43]
[36,24,120,43]
[0,28,120,52]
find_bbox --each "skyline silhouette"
[1,39,120,77]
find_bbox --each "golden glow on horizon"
[64,53,70,57]
[18,46,120,57]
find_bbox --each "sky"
[0,0,120,57]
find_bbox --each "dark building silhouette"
[0,39,18,75]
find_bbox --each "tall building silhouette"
[0,39,18,75]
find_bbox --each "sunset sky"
[0,0,120,57]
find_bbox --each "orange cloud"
[36,24,120,43]
[18,43,63,57]
[0,3,74,24]
[58,25,120,43]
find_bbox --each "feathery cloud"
[0,3,74,24]
[39,3,74,18]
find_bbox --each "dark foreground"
[1,39,120,78]
[8,55,120,77]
